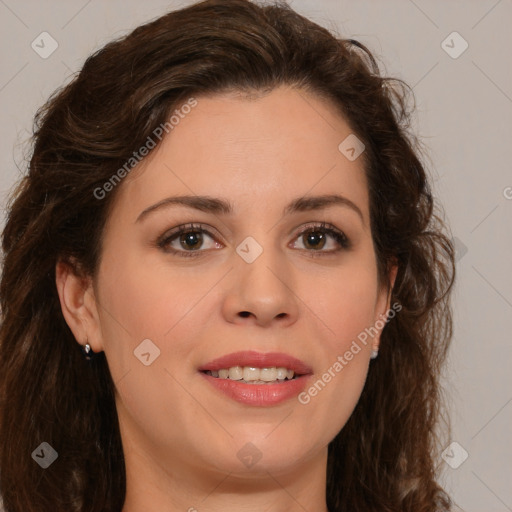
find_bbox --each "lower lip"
[200,372,311,406]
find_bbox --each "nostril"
[239,311,251,318]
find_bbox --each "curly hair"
[0,1,456,511]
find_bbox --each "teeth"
[206,366,296,382]
[276,367,287,380]
[260,367,277,382]
[229,366,243,380]
[243,367,260,381]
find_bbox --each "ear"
[372,261,399,352]
[55,259,103,353]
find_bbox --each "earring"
[81,341,96,361]
[370,349,379,360]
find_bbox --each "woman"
[0,0,456,511]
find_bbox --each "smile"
[199,351,313,406]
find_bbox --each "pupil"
[305,231,325,250]
[181,232,202,250]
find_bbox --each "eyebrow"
[136,193,364,223]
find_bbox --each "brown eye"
[158,223,222,257]
[301,230,327,250]
[292,222,350,254]
[178,231,204,250]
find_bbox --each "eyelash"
[156,221,351,258]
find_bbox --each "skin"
[56,85,397,512]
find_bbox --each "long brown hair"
[0,1,455,510]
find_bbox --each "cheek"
[317,260,379,350]
[98,251,205,339]
[96,256,207,436]
[95,250,216,391]
[299,302,374,446]
[299,260,378,430]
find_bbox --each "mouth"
[198,351,313,406]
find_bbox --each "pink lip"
[200,373,312,406]
[198,350,313,407]
[198,350,313,375]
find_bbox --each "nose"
[221,245,300,328]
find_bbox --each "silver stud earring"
[370,349,379,360]
[81,342,95,361]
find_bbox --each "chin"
[207,429,321,476]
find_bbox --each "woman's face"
[68,86,395,482]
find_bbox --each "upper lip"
[199,350,313,375]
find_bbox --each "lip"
[200,373,312,406]
[198,350,313,407]
[198,350,313,374]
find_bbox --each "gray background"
[0,1,511,511]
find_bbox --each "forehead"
[112,86,369,223]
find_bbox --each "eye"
[157,223,222,257]
[291,222,350,255]
[157,221,350,258]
